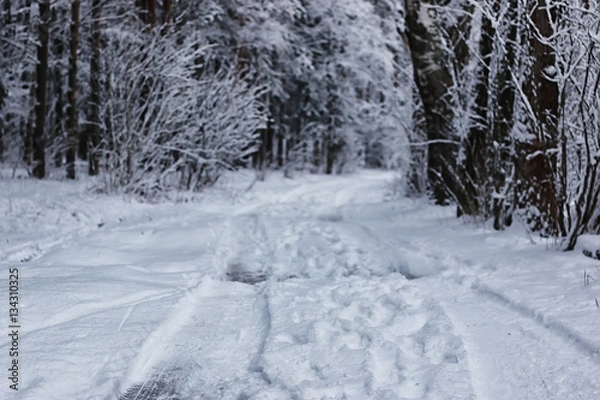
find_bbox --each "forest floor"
[1,167,600,400]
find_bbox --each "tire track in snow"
[430,280,600,399]
[212,180,475,398]
[118,283,211,392]
[349,215,600,399]
[248,288,301,399]
[118,277,276,399]
[354,210,600,366]
[318,209,600,398]
[473,282,600,360]
[248,291,272,382]
[1,225,96,264]
[405,237,600,365]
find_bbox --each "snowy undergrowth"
[0,165,176,264]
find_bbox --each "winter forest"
[4,1,600,399]
[1,0,600,248]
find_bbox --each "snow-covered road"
[1,170,599,399]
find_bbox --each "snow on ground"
[1,168,600,399]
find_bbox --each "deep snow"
[1,168,599,399]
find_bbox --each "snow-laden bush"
[0,16,34,172]
[99,29,266,197]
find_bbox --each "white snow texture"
[1,169,599,400]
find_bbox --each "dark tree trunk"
[33,0,51,179]
[463,9,495,217]
[313,140,321,172]
[325,139,334,175]
[51,13,65,169]
[88,0,101,175]
[147,0,156,27]
[266,118,273,165]
[138,0,156,26]
[517,0,563,235]
[161,0,171,35]
[0,0,10,157]
[138,0,147,23]
[52,61,64,168]
[66,0,80,179]
[253,129,266,170]
[163,0,172,25]
[404,0,458,204]
[277,135,284,167]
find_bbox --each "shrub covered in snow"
[99,30,266,197]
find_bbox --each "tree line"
[1,0,599,248]
[0,0,411,193]
[404,0,600,249]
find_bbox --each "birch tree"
[404,0,466,204]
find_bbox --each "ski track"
[6,171,600,399]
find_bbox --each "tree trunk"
[138,0,147,23]
[51,13,65,169]
[33,0,51,179]
[404,0,458,204]
[463,7,495,217]
[66,0,80,179]
[161,0,171,35]
[52,60,64,168]
[88,0,101,175]
[277,135,284,168]
[147,0,156,27]
[138,0,156,26]
[491,1,518,230]
[326,139,334,175]
[517,0,563,235]
[163,0,171,25]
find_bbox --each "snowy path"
[430,282,600,400]
[2,170,599,399]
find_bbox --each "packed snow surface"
[1,169,599,399]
